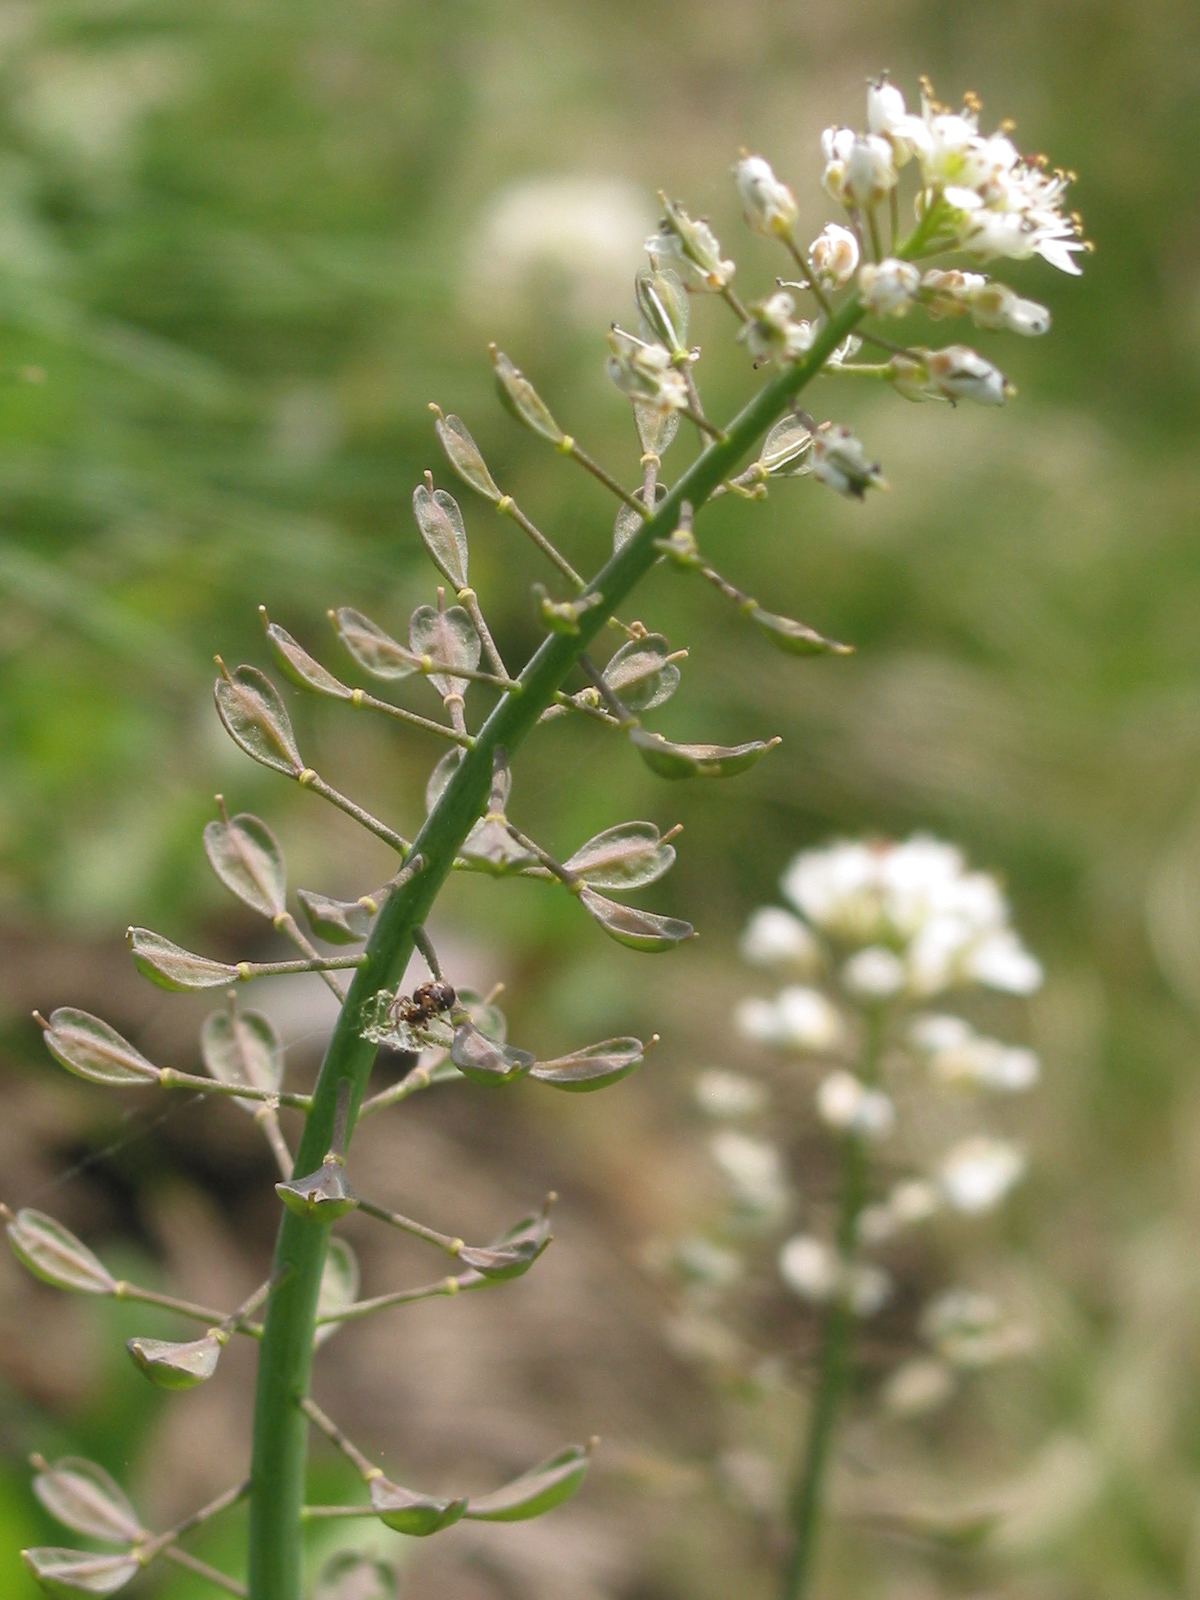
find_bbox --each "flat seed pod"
[425,746,463,813]
[368,1478,468,1538]
[201,1005,283,1112]
[577,887,694,952]
[21,1547,141,1596]
[456,1211,551,1280]
[7,1209,115,1295]
[461,819,536,876]
[264,620,352,699]
[450,1022,534,1086]
[629,727,781,780]
[41,1009,158,1088]
[434,412,501,504]
[490,347,564,444]
[464,1443,592,1522]
[636,265,690,350]
[315,1552,397,1600]
[455,988,507,1044]
[331,608,418,681]
[126,1334,222,1391]
[203,812,286,919]
[604,634,681,712]
[529,1038,646,1092]
[748,607,852,656]
[33,1459,142,1544]
[612,483,664,553]
[413,484,469,589]
[313,1236,360,1349]
[564,822,675,890]
[127,929,238,992]
[214,665,303,777]
[634,402,680,458]
[298,889,373,944]
[760,413,814,474]
[277,1161,358,1221]
[407,605,480,699]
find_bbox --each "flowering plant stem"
[784,1009,882,1600]
[245,292,867,1600]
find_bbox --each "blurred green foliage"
[2,0,1200,1596]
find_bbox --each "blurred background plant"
[0,1,1198,1597]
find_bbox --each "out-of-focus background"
[0,1,1198,1596]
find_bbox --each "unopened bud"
[809,223,859,289]
[733,154,798,240]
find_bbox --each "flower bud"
[811,424,887,498]
[809,223,859,289]
[925,345,1014,405]
[823,129,896,208]
[920,267,986,319]
[606,325,688,413]
[733,154,798,240]
[857,258,920,316]
[965,279,1051,336]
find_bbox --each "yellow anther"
[351,688,364,707]
[556,434,575,454]
[236,962,252,981]
[496,495,514,515]
[298,768,317,787]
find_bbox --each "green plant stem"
[246,288,866,1600]
[782,1134,866,1600]
[783,1008,884,1600]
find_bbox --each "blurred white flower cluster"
[659,834,1041,1421]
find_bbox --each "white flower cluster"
[648,833,1040,1419]
[855,74,1087,275]
[778,835,1042,997]
[619,72,1085,499]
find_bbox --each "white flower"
[856,1202,897,1245]
[815,1070,895,1139]
[734,154,798,239]
[857,258,921,316]
[866,76,925,165]
[939,1136,1026,1213]
[778,1234,839,1302]
[880,1356,957,1417]
[809,223,859,289]
[841,945,906,1001]
[962,929,1043,993]
[694,1068,768,1119]
[711,1131,789,1223]
[910,1012,974,1053]
[914,1018,1039,1092]
[775,986,846,1051]
[924,345,1013,405]
[735,995,784,1044]
[822,128,896,208]
[890,1178,942,1224]
[846,1262,893,1317]
[739,906,821,971]
[783,840,890,941]
[647,197,736,291]
[739,292,815,366]
[811,424,887,499]
[920,1285,1035,1368]
[606,325,689,412]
